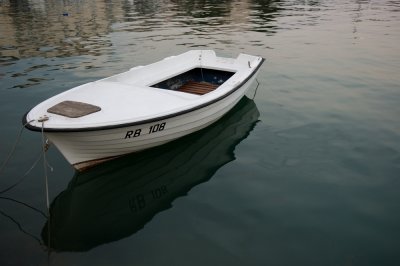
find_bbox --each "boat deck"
[177,81,219,95]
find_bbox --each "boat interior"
[151,68,235,95]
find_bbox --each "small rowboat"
[23,50,264,171]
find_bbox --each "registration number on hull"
[124,122,166,139]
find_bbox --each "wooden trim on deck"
[177,81,219,95]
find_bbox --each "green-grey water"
[1,0,399,265]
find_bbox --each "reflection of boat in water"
[42,96,259,252]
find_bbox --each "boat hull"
[46,72,259,171]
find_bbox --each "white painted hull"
[46,73,258,170]
[24,50,264,170]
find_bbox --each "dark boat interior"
[151,68,235,95]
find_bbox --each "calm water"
[1,0,400,265]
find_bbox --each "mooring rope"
[0,118,52,208]
[0,118,48,247]
[39,117,52,253]
[252,79,260,100]
[0,118,52,250]
[0,119,48,195]
[0,209,44,246]
[39,119,50,212]
[0,119,35,176]
[0,151,43,195]
[0,196,47,218]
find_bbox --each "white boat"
[23,50,264,171]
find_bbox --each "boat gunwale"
[23,58,265,132]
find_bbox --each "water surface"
[1,1,399,265]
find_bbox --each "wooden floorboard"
[177,81,219,95]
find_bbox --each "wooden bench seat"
[177,81,219,95]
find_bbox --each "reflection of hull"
[42,97,259,252]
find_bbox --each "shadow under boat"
[42,96,260,252]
